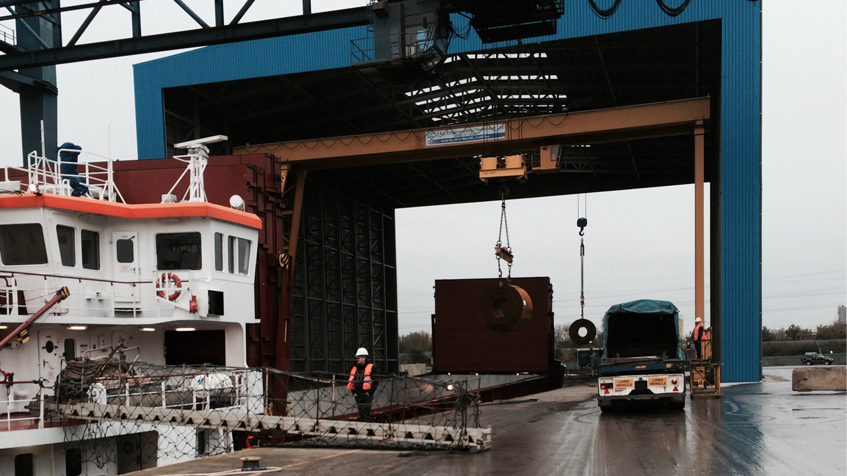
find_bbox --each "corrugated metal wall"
[291,171,399,374]
[133,2,762,382]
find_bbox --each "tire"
[825,361,833,365]
[805,361,812,365]
[599,404,614,413]
[669,398,685,411]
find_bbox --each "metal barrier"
[0,382,47,431]
[51,361,490,470]
[0,149,124,202]
[0,24,14,46]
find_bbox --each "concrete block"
[792,366,846,391]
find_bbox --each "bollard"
[241,456,264,471]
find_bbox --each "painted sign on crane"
[425,124,505,146]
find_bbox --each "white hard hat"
[355,347,369,357]
[695,317,702,323]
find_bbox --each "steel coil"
[569,318,597,345]
[479,282,533,331]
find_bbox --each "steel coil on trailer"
[479,282,533,331]
[569,318,597,345]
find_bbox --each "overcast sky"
[0,1,844,337]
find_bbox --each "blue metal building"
[133,1,762,382]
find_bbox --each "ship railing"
[0,276,19,314]
[71,367,262,415]
[0,270,207,318]
[0,382,46,431]
[0,150,125,203]
[57,364,488,462]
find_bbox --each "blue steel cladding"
[134,1,762,382]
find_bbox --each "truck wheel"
[805,361,812,365]
[600,404,615,413]
[669,398,685,410]
[825,361,832,365]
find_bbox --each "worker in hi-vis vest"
[348,347,375,422]
[693,317,705,360]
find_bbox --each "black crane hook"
[577,217,588,236]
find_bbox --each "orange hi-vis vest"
[693,322,704,341]
[347,363,373,391]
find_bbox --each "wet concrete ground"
[130,366,845,475]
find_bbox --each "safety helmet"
[355,347,369,357]
[695,317,702,323]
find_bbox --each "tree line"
[398,320,846,364]
[762,322,845,342]
[399,331,431,364]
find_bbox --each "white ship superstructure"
[0,139,262,475]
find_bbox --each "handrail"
[0,24,14,46]
[1,382,45,431]
[0,269,156,285]
[0,149,124,203]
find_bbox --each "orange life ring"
[156,273,182,301]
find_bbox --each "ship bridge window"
[0,224,47,265]
[214,233,223,271]
[157,232,201,270]
[228,236,251,275]
[81,230,100,270]
[57,225,75,267]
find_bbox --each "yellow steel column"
[287,169,308,277]
[694,121,705,325]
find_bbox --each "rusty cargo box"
[432,277,554,373]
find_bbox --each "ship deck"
[0,413,78,432]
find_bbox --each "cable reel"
[480,188,533,332]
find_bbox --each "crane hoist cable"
[577,193,587,319]
[494,189,513,284]
[481,187,532,332]
[570,194,597,345]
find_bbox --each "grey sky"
[0,1,844,337]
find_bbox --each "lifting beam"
[234,97,710,170]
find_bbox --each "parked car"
[800,352,834,365]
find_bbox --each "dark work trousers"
[695,340,702,360]
[354,392,373,422]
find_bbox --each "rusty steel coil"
[479,282,533,331]
[569,318,597,345]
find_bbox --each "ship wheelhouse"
[0,195,261,365]
[0,141,263,462]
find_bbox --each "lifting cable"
[570,193,597,345]
[481,187,532,332]
[494,189,513,284]
[577,193,588,320]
